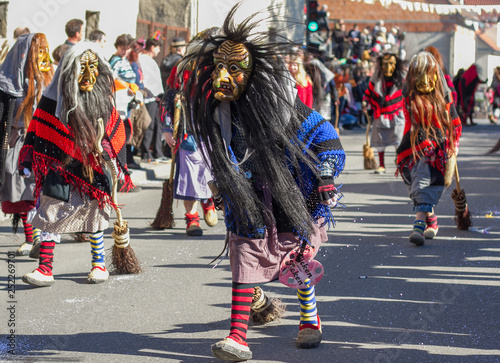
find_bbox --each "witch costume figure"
[0,33,53,256]
[19,42,132,287]
[363,49,406,174]
[180,6,345,361]
[396,52,461,246]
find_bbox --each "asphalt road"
[0,118,499,363]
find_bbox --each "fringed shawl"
[19,95,132,209]
[396,98,462,177]
[364,79,404,120]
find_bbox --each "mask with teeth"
[212,40,252,101]
[37,35,51,72]
[78,50,99,92]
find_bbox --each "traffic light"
[307,0,319,33]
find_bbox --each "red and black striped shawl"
[19,95,133,209]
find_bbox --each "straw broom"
[362,110,378,170]
[451,163,472,230]
[151,94,181,230]
[97,119,141,274]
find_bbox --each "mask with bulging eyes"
[382,54,396,78]
[416,72,437,94]
[212,40,252,101]
[78,50,99,92]
[37,37,51,72]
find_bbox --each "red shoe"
[185,212,203,236]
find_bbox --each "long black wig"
[181,4,323,238]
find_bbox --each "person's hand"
[21,168,31,178]
[317,178,339,207]
[164,132,176,148]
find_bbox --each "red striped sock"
[378,151,385,168]
[227,282,254,346]
[37,241,56,275]
[20,212,33,243]
[426,214,438,229]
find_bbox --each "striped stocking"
[297,280,319,329]
[37,240,56,275]
[90,231,105,269]
[20,212,33,243]
[227,282,255,346]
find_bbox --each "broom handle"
[454,163,461,193]
[334,103,339,131]
[363,109,371,146]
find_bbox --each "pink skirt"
[229,221,328,284]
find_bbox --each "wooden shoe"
[211,337,252,361]
[88,266,109,284]
[22,270,55,287]
[374,166,386,174]
[204,208,218,227]
[16,242,33,256]
[297,317,322,349]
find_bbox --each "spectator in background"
[360,26,372,53]
[287,54,313,108]
[13,27,31,41]
[332,19,347,60]
[139,38,169,163]
[372,20,384,45]
[109,34,148,173]
[347,24,361,59]
[109,34,136,83]
[88,29,106,48]
[64,19,84,46]
[51,43,71,67]
[160,37,187,89]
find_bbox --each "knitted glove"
[317,178,339,206]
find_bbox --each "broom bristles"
[110,244,142,274]
[363,144,378,170]
[250,287,286,325]
[151,179,175,230]
[451,188,472,230]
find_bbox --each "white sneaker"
[16,242,33,256]
[22,270,55,287]
[87,266,109,284]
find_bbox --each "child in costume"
[160,49,218,236]
[363,50,406,174]
[396,51,461,246]
[19,42,132,286]
[179,6,345,361]
[0,33,53,256]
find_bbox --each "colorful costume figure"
[161,63,218,236]
[456,63,487,126]
[19,42,132,286]
[363,51,406,174]
[396,51,461,246]
[180,7,345,361]
[0,33,53,256]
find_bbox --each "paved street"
[0,118,499,363]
